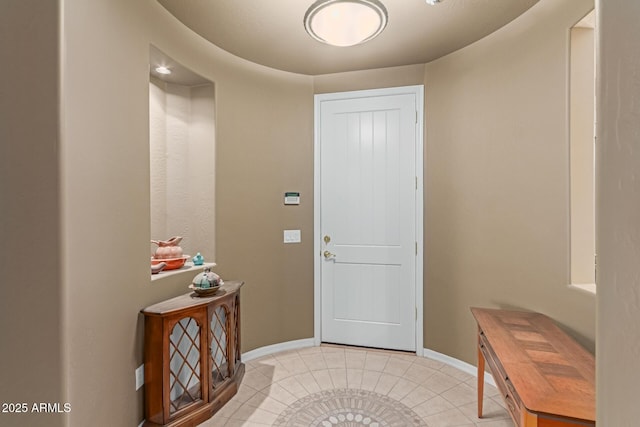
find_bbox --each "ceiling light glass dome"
[304,0,388,47]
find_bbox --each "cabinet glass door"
[169,317,202,414]
[210,306,230,387]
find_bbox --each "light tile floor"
[200,345,514,427]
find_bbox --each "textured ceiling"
[157,0,539,75]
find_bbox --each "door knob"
[323,250,335,259]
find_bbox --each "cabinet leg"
[477,339,485,418]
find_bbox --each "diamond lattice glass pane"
[234,297,240,363]
[210,306,229,386]
[169,317,201,414]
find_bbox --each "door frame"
[313,85,424,355]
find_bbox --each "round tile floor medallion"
[273,388,427,427]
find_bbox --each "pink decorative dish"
[151,255,189,270]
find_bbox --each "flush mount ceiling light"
[304,0,388,47]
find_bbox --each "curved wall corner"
[422,0,596,365]
[61,0,313,424]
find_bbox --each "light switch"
[284,229,301,243]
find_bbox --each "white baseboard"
[423,348,495,387]
[241,338,316,362]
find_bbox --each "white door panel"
[318,89,418,351]
[332,263,401,324]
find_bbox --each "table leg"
[477,332,485,418]
[521,408,538,426]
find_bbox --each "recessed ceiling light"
[304,0,388,47]
[155,66,172,75]
[425,0,442,5]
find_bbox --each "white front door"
[316,86,422,352]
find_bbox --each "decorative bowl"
[192,268,223,289]
[189,284,220,297]
[151,255,189,270]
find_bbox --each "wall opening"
[569,10,596,287]
[149,46,216,263]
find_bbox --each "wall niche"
[569,10,595,287]
[149,45,216,263]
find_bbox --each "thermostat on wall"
[284,192,300,205]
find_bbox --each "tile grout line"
[200,345,513,427]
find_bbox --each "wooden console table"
[471,308,595,427]
[142,281,244,427]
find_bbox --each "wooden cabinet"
[471,308,595,427]
[142,281,244,427]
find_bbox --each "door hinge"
[415,307,418,321]
[415,110,418,124]
[415,242,418,256]
[416,176,418,190]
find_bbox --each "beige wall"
[0,1,66,426]
[596,0,640,424]
[422,0,595,363]
[59,0,312,425]
[214,64,315,352]
[0,0,313,423]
